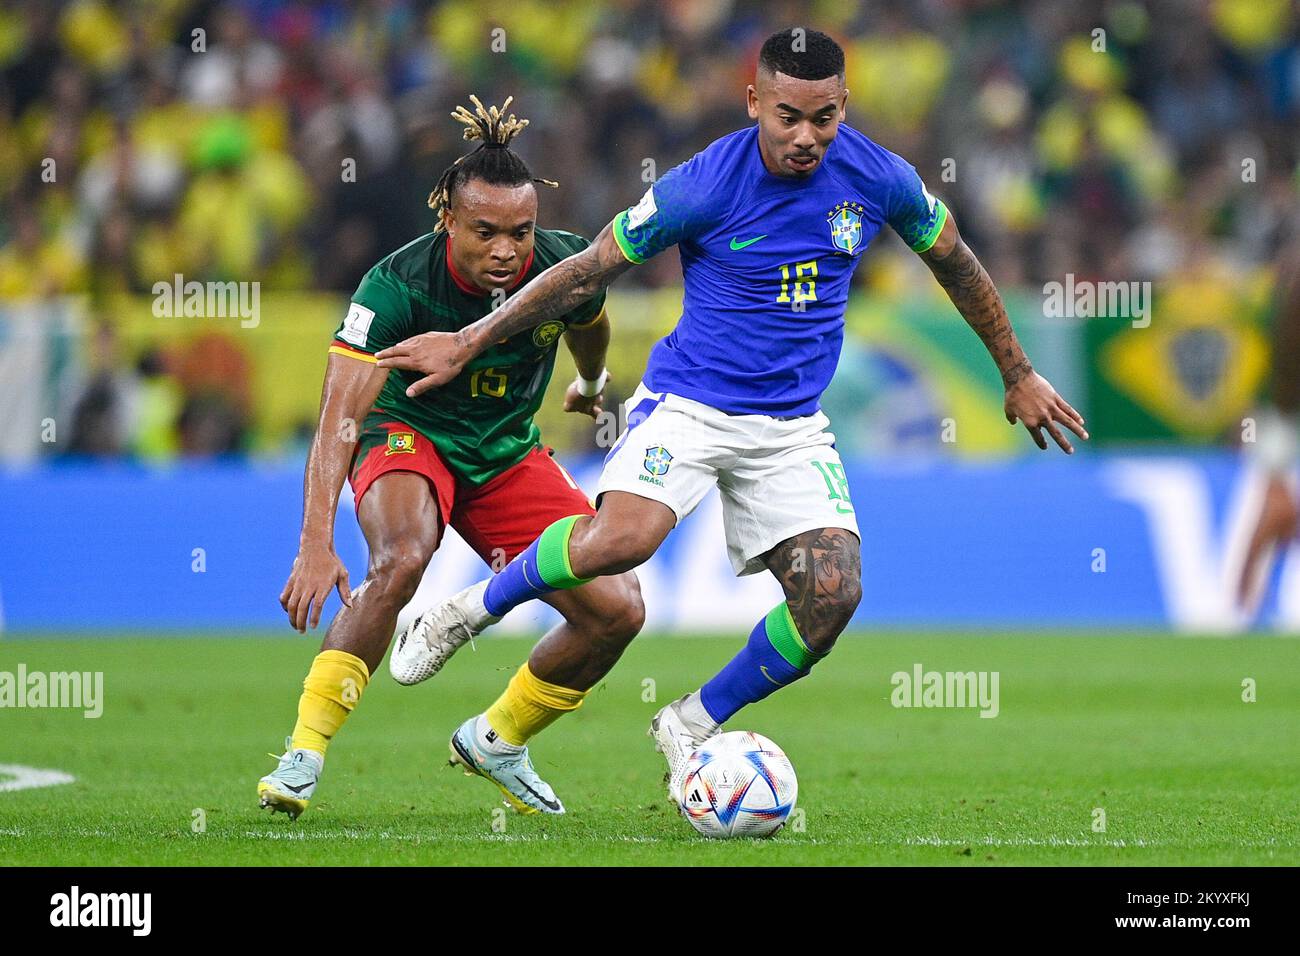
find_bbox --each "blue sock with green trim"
[482,515,592,617]
[699,603,822,724]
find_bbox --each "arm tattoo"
[925,237,1032,387]
[463,230,628,353]
[763,528,862,642]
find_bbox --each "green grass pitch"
[1,633,1297,866]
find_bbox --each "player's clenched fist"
[563,382,605,419]
[376,331,471,398]
[563,371,611,420]
[280,546,353,633]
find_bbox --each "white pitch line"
[233,831,1293,849]
[238,830,556,843]
[0,764,75,793]
[905,835,1152,848]
[0,820,1291,852]
[894,835,1294,849]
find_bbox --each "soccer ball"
[678,730,798,838]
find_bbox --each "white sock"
[474,713,523,755]
[291,748,324,773]
[465,580,500,629]
[676,691,720,737]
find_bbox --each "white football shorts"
[596,382,860,575]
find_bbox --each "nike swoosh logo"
[280,780,312,794]
[450,731,491,768]
[760,665,786,687]
[513,774,562,812]
[729,235,767,251]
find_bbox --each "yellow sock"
[484,663,588,746]
[291,650,370,755]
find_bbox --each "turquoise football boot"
[257,737,323,820]
[448,716,564,815]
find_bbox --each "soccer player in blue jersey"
[378,29,1088,804]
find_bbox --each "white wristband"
[1247,407,1299,476]
[576,368,609,397]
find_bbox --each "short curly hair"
[758,28,845,81]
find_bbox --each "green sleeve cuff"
[611,210,645,264]
[909,199,949,253]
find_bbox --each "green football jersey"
[330,228,605,485]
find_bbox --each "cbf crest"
[827,201,865,255]
[643,445,673,477]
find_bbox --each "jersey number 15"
[469,367,508,398]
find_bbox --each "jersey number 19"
[776,260,819,304]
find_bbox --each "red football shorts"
[349,419,596,565]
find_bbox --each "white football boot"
[649,693,721,803]
[257,738,323,820]
[448,716,565,815]
[389,579,500,685]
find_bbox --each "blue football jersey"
[612,123,948,416]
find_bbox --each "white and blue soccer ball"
[679,731,798,838]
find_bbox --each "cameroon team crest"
[386,432,417,455]
[643,445,673,477]
[532,320,566,348]
[828,201,865,255]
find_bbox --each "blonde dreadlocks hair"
[427,95,558,232]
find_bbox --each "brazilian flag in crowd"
[1084,269,1272,444]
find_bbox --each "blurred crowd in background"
[2,0,1298,458]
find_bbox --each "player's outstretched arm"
[919,215,1089,454]
[376,221,635,398]
[562,309,612,419]
[280,353,389,632]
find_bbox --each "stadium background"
[1,0,1297,633]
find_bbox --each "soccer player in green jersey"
[258,98,644,818]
